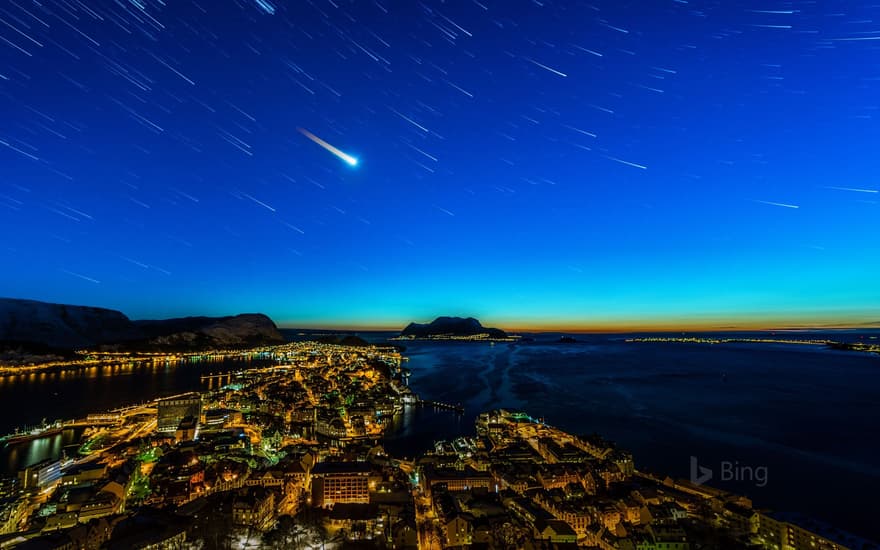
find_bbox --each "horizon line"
[5,295,878,333]
[279,321,880,333]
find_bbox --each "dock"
[417,399,465,414]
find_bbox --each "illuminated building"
[311,462,371,507]
[174,416,198,442]
[232,487,275,531]
[157,393,202,433]
[757,512,865,550]
[420,466,493,495]
[18,459,61,490]
[0,498,27,535]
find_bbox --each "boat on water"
[1,426,64,446]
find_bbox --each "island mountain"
[400,316,508,339]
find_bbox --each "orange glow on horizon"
[280,313,880,333]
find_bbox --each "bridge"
[417,399,464,414]
[199,372,236,380]
[199,372,240,384]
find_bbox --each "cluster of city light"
[391,332,520,342]
[625,337,832,345]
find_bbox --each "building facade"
[157,394,202,433]
[311,462,371,507]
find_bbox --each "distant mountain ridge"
[0,298,283,351]
[0,298,138,349]
[130,314,284,350]
[400,316,508,339]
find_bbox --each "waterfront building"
[18,459,62,490]
[157,393,202,433]
[756,511,867,550]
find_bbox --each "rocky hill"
[400,316,508,339]
[0,298,140,349]
[132,314,284,350]
[0,298,284,351]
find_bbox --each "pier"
[199,372,237,389]
[417,399,465,414]
[199,372,236,381]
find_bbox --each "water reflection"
[0,356,274,475]
[0,428,83,474]
[382,404,467,461]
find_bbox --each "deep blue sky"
[1,0,878,329]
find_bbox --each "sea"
[1,329,878,540]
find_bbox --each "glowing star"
[297,127,359,167]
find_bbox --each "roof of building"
[425,465,493,481]
[61,462,106,476]
[329,503,379,521]
[104,511,188,550]
[177,416,198,430]
[233,486,273,508]
[312,461,372,475]
[535,518,577,537]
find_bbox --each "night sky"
[1,1,878,329]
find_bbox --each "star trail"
[1,0,878,329]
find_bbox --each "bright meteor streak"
[297,127,359,167]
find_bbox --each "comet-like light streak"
[821,185,878,194]
[753,199,800,209]
[297,127,359,167]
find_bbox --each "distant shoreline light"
[277,322,880,333]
